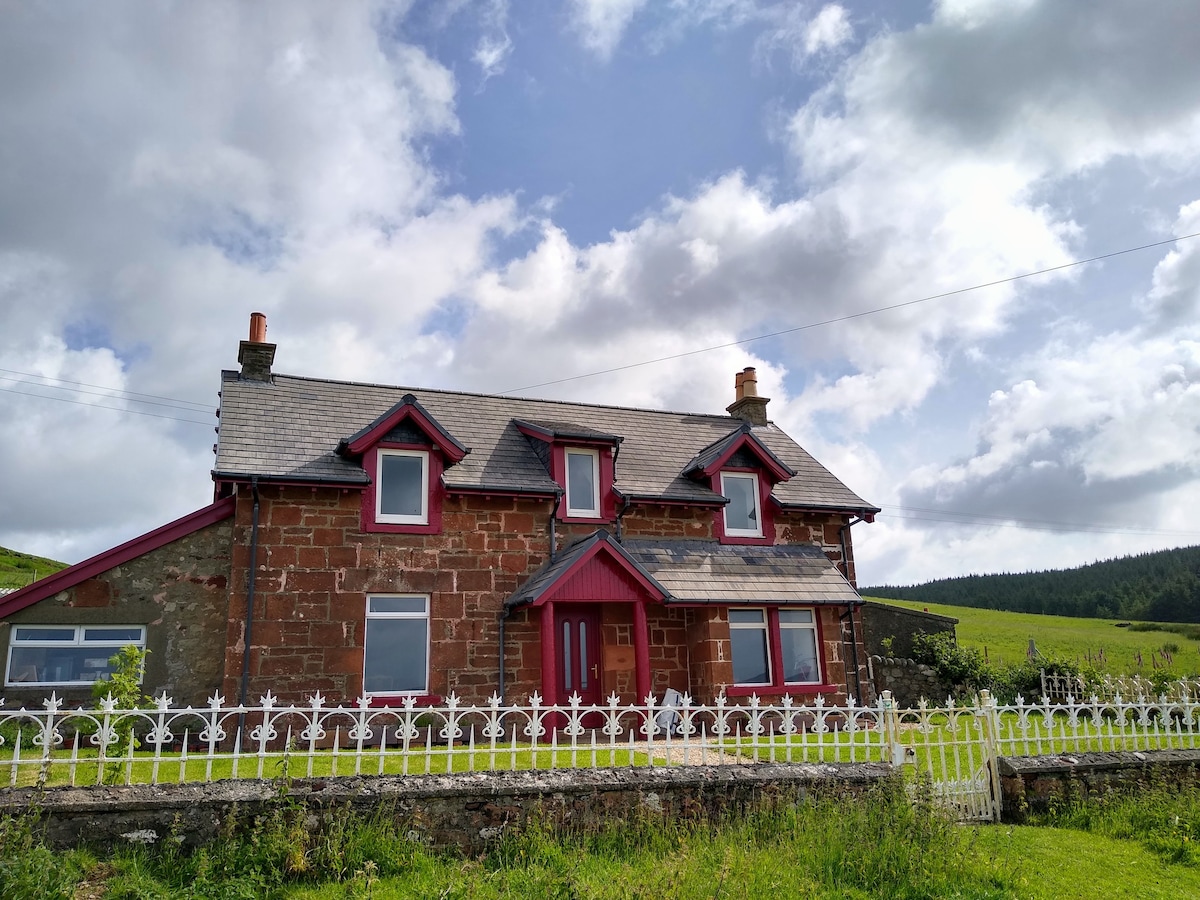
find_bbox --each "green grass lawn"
[0,742,653,788]
[869,596,1200,677]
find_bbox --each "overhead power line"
[0,368,211,411]
[501,230,1200,394]
[0,384,213,427]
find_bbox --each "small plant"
[90,645,152,783]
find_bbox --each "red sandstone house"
[0,315,879,711]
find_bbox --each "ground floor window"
[363,595,429,695]
[728,607,821,688]
[5,625,146,687]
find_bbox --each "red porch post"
[633,600,651,702]
[540,600,557,705]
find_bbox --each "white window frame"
[779,609,821,685]
[5,625,146,687]
[363,595,430,696]
[720,471,763,537]
[728,608,771,686]
[375,449,429,525]
[565,447,601,517]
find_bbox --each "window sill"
[367,694,443,707]
[559,514,613,524]
[724,684,839,698]
[362,521,440,535]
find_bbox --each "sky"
[2,0,1200,587]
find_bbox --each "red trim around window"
[712,468,775,545]
[550,444,617,522]
[360,443,446,534]
[727,607,826,695]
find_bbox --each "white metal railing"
[4,688,1199,824]
[0,690,891,789]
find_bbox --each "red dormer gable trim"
[339,394,468,462]
[0,497,236,618]
[691,430,795,484]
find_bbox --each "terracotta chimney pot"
[249,312,267,344]
[727,366,769,426]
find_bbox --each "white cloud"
[568,0,650,60]
[0,1,520,560]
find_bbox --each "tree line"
[863,545,1200,623]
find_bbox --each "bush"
[909,631,1092,703]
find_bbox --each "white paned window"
[779,609,820,683]
[728,608,770,685]
[363,595,429,695]
[720,472,762,537]
[5,625,146,686]
[565,448,600,517]
[376,449,429,524]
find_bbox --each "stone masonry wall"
[2,521,233,708]
[868,656,958,707]
[222,485,869,707]
[1,763,895,854]
[998,750,1200,821]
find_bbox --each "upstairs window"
[565,448,600,517]
[6,625,146,687]
[720,472,762,537]
[376,449,429,525]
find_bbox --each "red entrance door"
[555,606,602,707]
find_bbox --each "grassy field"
[0,546,67,590]
[868,596,1200,677]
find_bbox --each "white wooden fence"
[4,687,1200,823]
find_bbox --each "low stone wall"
[0,763,894,854]
[998,749,1200,821]
[869,655,959,706]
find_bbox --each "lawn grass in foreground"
[0,743,650,788]
[9,781,1200,898]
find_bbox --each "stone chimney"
[237,312,276,382]
[726,366,770,426]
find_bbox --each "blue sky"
[2,1,1200,586]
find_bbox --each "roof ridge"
[221,369,767,425]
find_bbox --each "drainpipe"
[237,477,261,745]
[614,493,632,542]
[498,606,511,702]
[548,489,562,562]
[839,517,866,702]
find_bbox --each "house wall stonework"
[1,521,233,707]
[221,484,868,708]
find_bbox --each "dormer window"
[514,419,621,522]
[720,472,762,537]
[377,449,429,525]
[565,448,600,517]
[337,393,469,535]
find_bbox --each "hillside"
[0,546,68,590]
[863,545,1200,623]
[871,597,1200,677]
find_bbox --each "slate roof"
[624,540,863,605]
[213,370,877,513]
